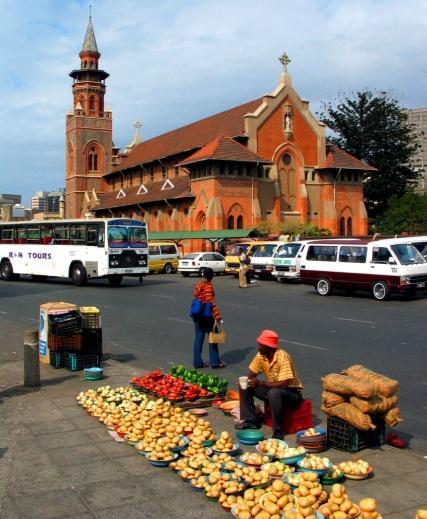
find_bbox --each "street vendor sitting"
[236,329,303,439]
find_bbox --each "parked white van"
[272,242,305,281]
[299,238,427,300]
[248,241,282,278]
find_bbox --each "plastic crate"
[48,311,82,336]
[61,350,101,371]
[327,416,385,452]
[79,307,101,329]
[49,351,62,369]
[48,334,82,351]
[264,399,313,434]
[82,328,103,355]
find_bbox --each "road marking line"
[225,303,257,309]
[28,318,38,322]
[168,317,191,324]
[334,316,376,325]
[280,339,328,351]
[0,311,8,315]
[152,295,175,299]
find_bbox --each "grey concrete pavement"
[0,358,426,519]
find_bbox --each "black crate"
[82,328,103,355]
[48,333,82,351]
[49,350,62,369]
[61,350,101,371]
[81,313,101,329]
[327,416,385,452]
[49,311,82,336]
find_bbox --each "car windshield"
[182,253,199,259]
[225,244,249,256]
[274,243,301,258]
[391,244,425,265]
[252,244,277,257]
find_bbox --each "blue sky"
[1,0,426,206]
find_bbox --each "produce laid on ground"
[321,365,402,430]
[171,365,229,394]
[76,385,384,517]
[338,459,372,479]
[131,370,211,401]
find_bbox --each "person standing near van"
[192,268,226,369]
[238,248,249,288]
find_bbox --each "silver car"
[178,252,226,277]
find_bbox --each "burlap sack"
[322,390,346,408]
[321,402,376,430]
[342,364,398,397]
[322,373,376,399]
[381,406,403,426]
[350,394,398,414]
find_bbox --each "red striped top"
[193,280,222,321]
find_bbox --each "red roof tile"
[317,144,377,171]
[94,175,193,211]
[108,98,262,175]
[178,135,271,166]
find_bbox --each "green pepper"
[171,366,178,376]
[211,386,220,394]
[191,373,199,383]
[176,365,186,376]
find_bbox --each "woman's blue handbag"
[189,299,213,319]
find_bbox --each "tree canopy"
[319,89,419,223]
[382,191,427,234]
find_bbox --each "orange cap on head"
[257,329,279,349]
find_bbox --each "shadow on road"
[0,374,77,402]
[222,347,253,366]
[103,352,136,363]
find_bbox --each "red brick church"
[65,17,375,239]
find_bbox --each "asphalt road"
[1,273,426,452]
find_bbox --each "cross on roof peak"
[279,52,291,74]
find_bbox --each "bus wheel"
[164,263,173,274]
[316,278,332,296]
[107,274,123,286]
[0,260,15,281]
[71,263,88,286]
[372,281,389,301]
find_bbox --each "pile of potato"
[277,446,306,459]
[261,461,293,479]
[212,452,233,464]
[303,428,322,436]
[258,439,289,458]
[232,480,293,519]
[204,472,245,499]
[189,419,216,443]
[359,498,383,519]
[212,431,235,452]
[182,440,211,457]
[338,459,370,477]
[299,454,331,470]
[241,452,270,466]
[325,464,342,480]
[293,472,328,510]
[320,483,360,518]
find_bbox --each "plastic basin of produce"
[171,435,190,453]
[297,459,332,476]
[146,452,178,467]
[236,430,264,445]
[211,443,240,457]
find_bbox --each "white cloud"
[0,0,426,204]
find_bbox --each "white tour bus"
[0,218,148,286]
[299,238,427,300]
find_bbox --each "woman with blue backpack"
[190,267,226,369]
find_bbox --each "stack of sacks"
[321,365,402,431]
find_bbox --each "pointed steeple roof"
[82,16,98,53]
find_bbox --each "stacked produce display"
[76,384,388,519]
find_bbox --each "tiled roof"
[178,135,271,166]
[82,17,98,53]
[108,98,262,175]
[93,175,193,211]
[317,144,377,171]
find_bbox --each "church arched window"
[237,215,243,229]
[227,215,234,229]
[88,146,98,172]
[89,95,96,114]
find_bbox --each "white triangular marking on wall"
[161,178,175,190]
[116,189,126,198]
[137,184,148,195]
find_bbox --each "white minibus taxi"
[248,241,282,278]
[272,242,305,281]
[299,238,427,300]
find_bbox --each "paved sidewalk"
[0,359,426,519]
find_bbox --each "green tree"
[382,192,427,234]
[319,89,419,223]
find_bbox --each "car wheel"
[316,278,332,296]
[199,267,206,277]
[71,263,88,286]
[372,281,389,301]
[182,272,190,277]
[164,263,173,274]
[0,260,15,281]
[107,274,123,286]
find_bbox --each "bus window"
[70,225,86,244]
[16,227,27,243]
[108,226,128,247]
[129,226,147,247]
[87,225,98,245]
[339,246,367,263]
[1,228,13,242]
[53,225,69,244]
[372,247,391,264]
[98,225,105,247]
[41,225,53,244]
[307,245,338,261]
[27,226,41,242]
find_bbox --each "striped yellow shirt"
[249,350,303,389]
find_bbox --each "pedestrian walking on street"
[238,247,249,288]
[191,268,226,369]
[236,329,303,439]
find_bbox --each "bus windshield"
[275,243,301,258]
[391,244,425,265]
[108,226,147,248]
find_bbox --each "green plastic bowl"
[236,430,265,445]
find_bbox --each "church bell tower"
[65,15,112,218]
